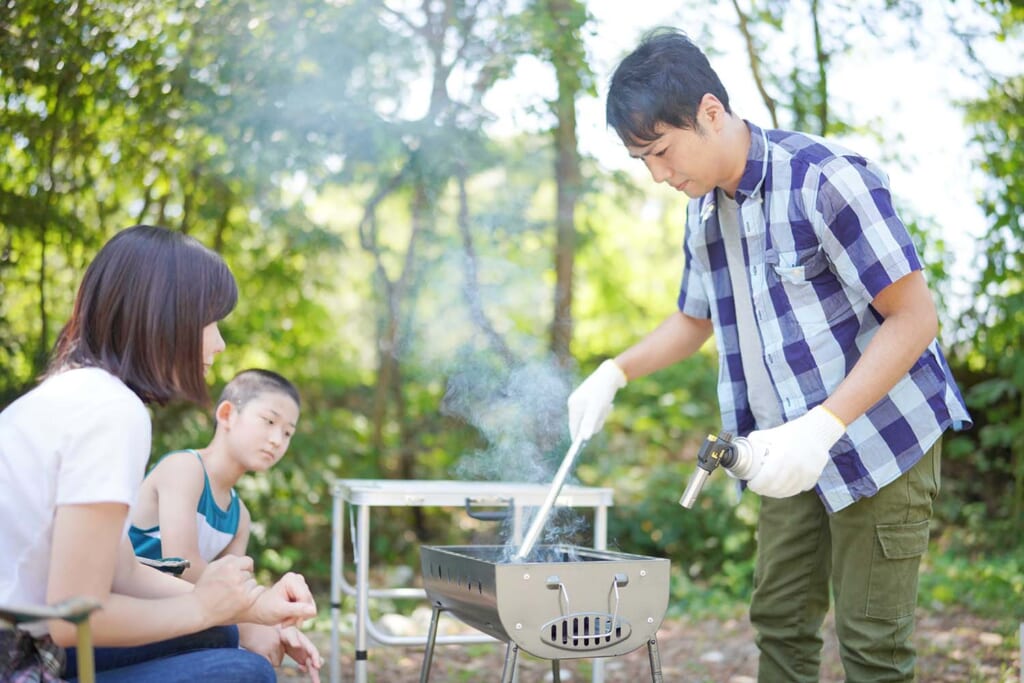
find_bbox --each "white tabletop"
[332,478,614,507]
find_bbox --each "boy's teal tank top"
[129,449,240,562]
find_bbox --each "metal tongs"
[512,434,589,561]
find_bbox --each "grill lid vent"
[539,613,632,651]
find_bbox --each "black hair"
[217,368,301,418]
[607,27,732,145]
[49,225,238,406]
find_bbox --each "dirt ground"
[278,607,1020,682]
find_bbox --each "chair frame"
[0,596,101,683]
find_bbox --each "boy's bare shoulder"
[149,450,206,492]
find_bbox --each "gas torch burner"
[678,432,760,509]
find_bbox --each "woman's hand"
[243,572,317,628]
[191,555,264,624]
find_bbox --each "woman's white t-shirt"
[0,367,151,617]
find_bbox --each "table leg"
[354,502,370,683]
[592,504,608,683]
[330,494,343,683]
[594,505,607,551]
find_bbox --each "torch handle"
[513,435,588,561]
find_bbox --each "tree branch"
[730,0,779,128]
[455,164,517,367]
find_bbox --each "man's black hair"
[607,27,732,145]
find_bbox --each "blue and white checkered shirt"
[678,121,972,512]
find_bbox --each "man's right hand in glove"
[567,359,628,441]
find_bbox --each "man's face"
[626,121,722,199]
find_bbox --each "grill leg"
[551,659,561,683]
[647,637,664,683]
[500,643,519,683]
[418,605,443,683]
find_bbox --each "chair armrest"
[0,597,101,626]
[137,556,191,576]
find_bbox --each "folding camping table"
[329,478,615,683]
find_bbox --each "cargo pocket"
[866,519,930,620]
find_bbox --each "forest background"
[2,0,1023,668]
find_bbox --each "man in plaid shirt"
[568,28,971,682]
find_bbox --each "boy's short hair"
[217,369,301,418]
[606,27,732,146]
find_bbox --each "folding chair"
[0,559,187,681]
[0,596,101,683]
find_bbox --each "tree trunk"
[544,0,586,367]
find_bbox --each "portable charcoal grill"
[418,544,669,682]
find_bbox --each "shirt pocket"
[764,246,852,335]
[768,245,831,283]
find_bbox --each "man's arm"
[746,270,939,499]
[568,310,713,440]
[615,310,714,381]
[822,270,937,426]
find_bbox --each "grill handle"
[546,575,571,614]
[610,573,626,628]
[512,435,589,561]
[464,497,514,522]
[545,573,629,626]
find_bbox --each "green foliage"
[920,547,1024,621]
[944,13,1024,549]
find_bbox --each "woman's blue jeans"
[64,625,275,682]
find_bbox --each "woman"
[0,226,317,682]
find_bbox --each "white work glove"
[567,359,628,441]
[745,405,846,498]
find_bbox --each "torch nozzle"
[678,467,710,509]
[679,432,740,509]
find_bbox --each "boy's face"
[222,392,300,471]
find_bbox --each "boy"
[130,368,321,680]
[568,29,971,682]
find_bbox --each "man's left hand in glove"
[745,405,846,498]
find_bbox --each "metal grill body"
[419,545,669,682]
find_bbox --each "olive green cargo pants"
[750,440,941,683]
